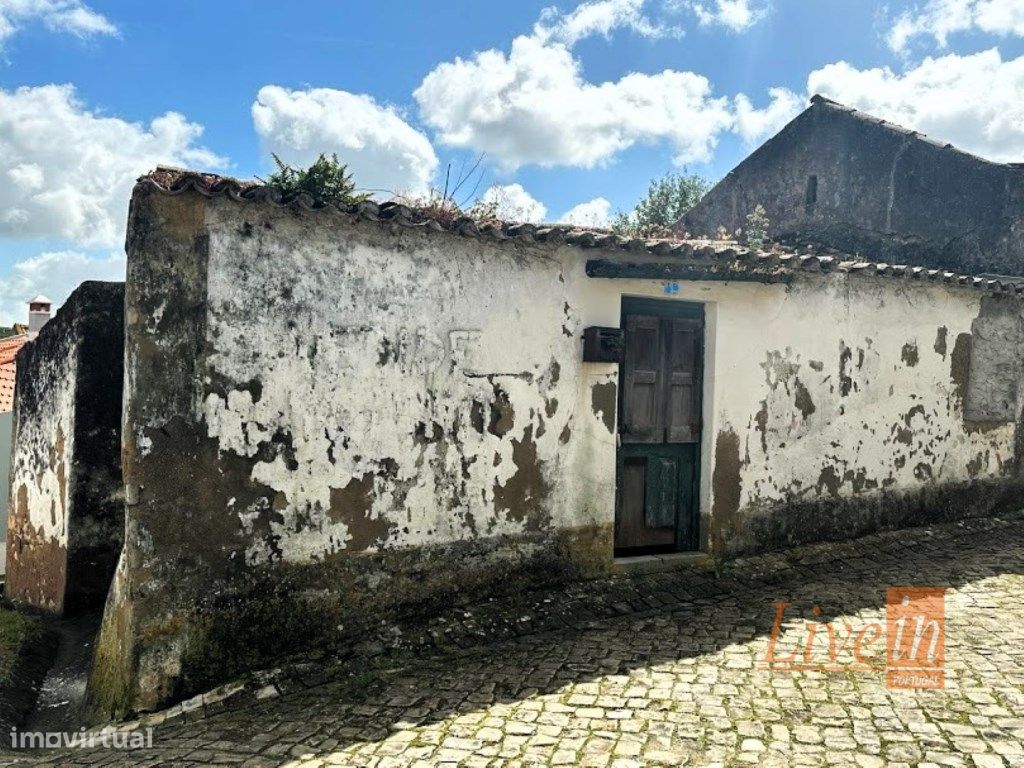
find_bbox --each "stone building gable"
[682,95,1024,278]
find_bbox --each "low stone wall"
[4,281,124,614]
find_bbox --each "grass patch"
[0,603,43,686]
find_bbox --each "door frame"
[614,296,705,555]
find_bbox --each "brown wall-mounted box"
[583,326,625,363]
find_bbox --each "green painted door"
[615,298,703,554]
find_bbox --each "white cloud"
[806,48,1024,162]
[0,249,125,326]
[0,84,224,246]
[414,0,779,172]
[733,87,804,144]
[0,0,116,49]
[414,33,733,171]
[534,0,682,46]
[479,183,548,223]
[887,0,1024,53]
[560,197,613,227]
[252,85,439,197]
[687,0,768,32]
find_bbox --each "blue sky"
[1,0,1023,323]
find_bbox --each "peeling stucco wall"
[197,202,604,562]
[708,278,1020,552]
[580,272,1024,554]
[89,188,617,720]
[4,282,124,613]
[90,182,1024,719]
[4,321,74,611]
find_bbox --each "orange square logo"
[886,587,946,689]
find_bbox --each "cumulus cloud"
[887,0,1024,53]
[560,197,613,227]
[534,0,682,46]
[687,0,768,32]
[414,33,733,171]
[479,184,548,223]
[806,48,1024,162]
[0,0,117,49]
[252,85,439,197]
[0,249,125,326]
[733,87,804,144]
[0,84,224,246]
[413,0,783,172]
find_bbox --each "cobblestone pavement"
[6,514,1024,767]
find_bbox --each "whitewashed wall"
[95,185,1022,718]
[198,202,617,566]
[575,270,1017,552]
[4,335,76,608]
[195,201,1017,562]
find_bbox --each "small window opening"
[805,175,818,214]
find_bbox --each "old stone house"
[683,96,1024,277]
[7,167,1024,720]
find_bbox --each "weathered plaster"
[572,269,1021,554]
[4,282,124,613]
[91,190,617,719]
[91,183,1024,719]
[4,329,75,611]
[197,201,607,564]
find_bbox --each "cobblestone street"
[7,514,1024,767]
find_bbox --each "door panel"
[621,315,662,443]
[615,299,704,554]
[647,456,678,528]
[666,318,703,444]
[617,457,671,550]
[616,444,696,552]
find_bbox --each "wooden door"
[615,299,703,554]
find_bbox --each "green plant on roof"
[265,153,371,205]
[744,204,770,250]
[612,171,711,238]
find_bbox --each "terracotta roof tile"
[0,333,28,412]
[0,333,28,366]
[0,361,17,412]
[136,168,1024,297]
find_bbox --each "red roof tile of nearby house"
[0,333,29,412]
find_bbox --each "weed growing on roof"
[265,153,370,205]
[395,154,507,225]
[744,204,770,249]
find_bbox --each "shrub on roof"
[265,153,370,206]
[612,171,711,238]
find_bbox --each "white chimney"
[27,294,51,338]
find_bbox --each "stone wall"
[4,281,124,614]
[87,177,1024,720]
[683,97,1024,277]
